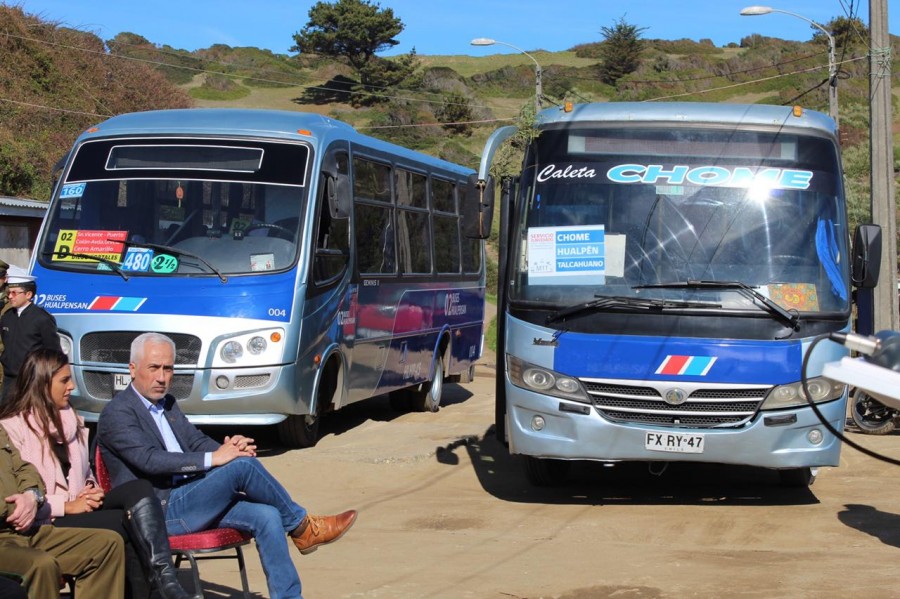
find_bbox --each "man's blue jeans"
[164,457,307,599]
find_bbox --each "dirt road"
[190,368,900,599]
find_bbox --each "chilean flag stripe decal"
[655,355,717,376]
[88,296,147,311]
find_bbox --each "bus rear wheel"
[408,357,444,412]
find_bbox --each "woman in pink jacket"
[0,348,193,599]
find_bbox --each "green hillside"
[1,2,897,236]
[135,31,899,234]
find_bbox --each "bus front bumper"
[506,387,846,469]
[71,362,307,426]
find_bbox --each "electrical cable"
[801,333,900,467]
[644,56,867,102]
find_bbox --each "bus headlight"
[221,341,243,363]
[58,334,74,360]
[247,336,267,355]
[507,355,590,403]
[212,328,285,367]
[760,377,845,410]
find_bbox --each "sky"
[8,0,893,57]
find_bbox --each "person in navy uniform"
[0,268,62,403]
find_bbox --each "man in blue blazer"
[98,332,357,599]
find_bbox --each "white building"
[0,196,47,269]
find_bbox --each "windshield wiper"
[633,280,800,329]
[42,250,129,281]
[547,295,719,324]
[117,239,227,283]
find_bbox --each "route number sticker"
[151,254,178,273]
[121,248,153,272]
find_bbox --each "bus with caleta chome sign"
[473,101,880,487]
[32,108,487,447]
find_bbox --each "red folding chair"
[94,446,252,598]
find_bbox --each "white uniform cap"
[6,265,35,286]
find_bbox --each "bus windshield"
[511,126,849,315]
[38,138,310,277]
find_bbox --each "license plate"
[645,431,705,454]
[113,373,130,391]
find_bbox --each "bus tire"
[409,356,444,413]
[277,413,320,449]
[778,467,817,488]
[523,456,571,487]
[850,389,897,435]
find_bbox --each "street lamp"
[740,5,838,126]
[471,38,543,114]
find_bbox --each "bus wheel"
[277,412,320,449]
[409,357,444,413]
[850,389,898,435]
[523,456,571,487]
[778,467,817,488]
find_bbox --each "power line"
[359,116,515,130]
[0,96,111,119]
[621,49,832,85]
[0,29,493,112]
[0,19,872,132]
[643,55,867,103]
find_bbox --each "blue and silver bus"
[31,108,486,447]
[474,102,879,486]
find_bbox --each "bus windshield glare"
[512,126,848,315]
[40,138,310,277]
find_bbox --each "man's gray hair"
[130,332,176,364]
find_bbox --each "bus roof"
[536,102,837,136]
[75,108,473,176]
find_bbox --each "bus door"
[306,145,355,395]
[346,156,398,401]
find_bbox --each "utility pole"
[869,0,897,331]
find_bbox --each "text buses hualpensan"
[471,101,880,487]
[32,108,487,447]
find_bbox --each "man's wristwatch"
[24,487,45,507]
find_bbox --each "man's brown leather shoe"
[290,510,358,555]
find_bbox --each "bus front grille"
[80,332,202,365]
[82,371,194,400]
[234,374,271,389]
[581,381,769,428]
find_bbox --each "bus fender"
[428,326,452,380]
[310,343,347,412]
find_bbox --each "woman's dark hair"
[0,348,83,453]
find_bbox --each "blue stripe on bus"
[34,267,297,322]
[554,332,801,385]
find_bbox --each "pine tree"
[598,17,647,86]
[292,0,418,103]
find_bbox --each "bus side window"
[313,151,350,286]
[353,157,395,275]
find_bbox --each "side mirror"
[325,174,350,219]
[851,223,882,288]
[461,174,494,240]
